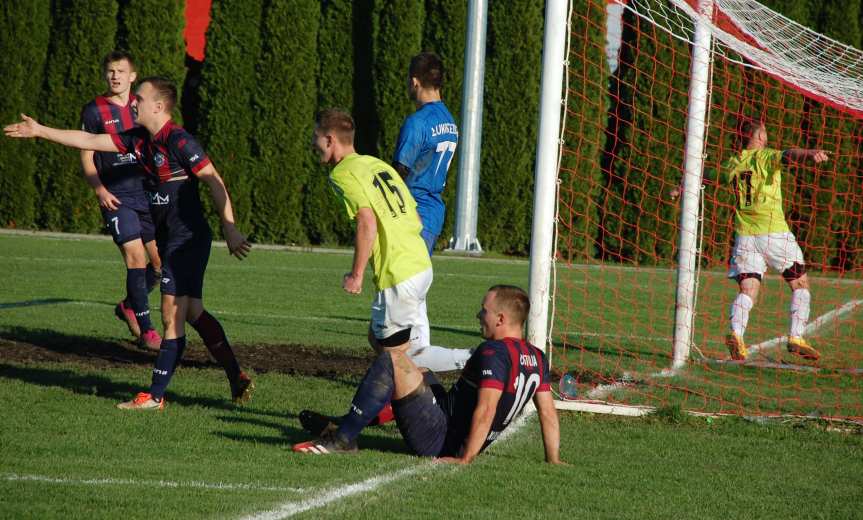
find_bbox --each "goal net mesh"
[552,0,863,420]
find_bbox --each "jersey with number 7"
[329,153,431,291]
[393,101,458,237]
[722,148,790,237]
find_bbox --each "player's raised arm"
[534,390,563,464]
[782,148,830,165]
[196,163,252,260]
[5,114,119,152]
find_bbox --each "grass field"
[1,232,862,519]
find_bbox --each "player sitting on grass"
[5,77,254,409]
[81,50,162,351]
[293,285,562,465]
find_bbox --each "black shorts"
[150,180,212,298]
[101,192,155,245]
[392,372,450,457]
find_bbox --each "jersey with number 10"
[722,148,789,236]
[441,337,551,457]
[329,153,431,290]
[393,101,458,236]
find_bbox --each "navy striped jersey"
[80,96,147,194]
[110,121,211,184]
[392,101,458,236]
[442,337,550,457]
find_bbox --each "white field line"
[238,410,536,520]
[4,228,861,284]
[2,473,304,493]
[588,298,863,399]
[748,299,863,355]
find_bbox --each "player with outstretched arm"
[6,77,255,409]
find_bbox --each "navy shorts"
[392,372,449,457]
[151,180,212,298]
[101,192,155,245]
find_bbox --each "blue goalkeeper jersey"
[392,101,458,236]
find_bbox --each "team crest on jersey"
[154,152,166,167]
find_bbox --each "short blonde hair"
[315,108,355,145]
[488,285,530,326]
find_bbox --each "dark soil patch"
[0,328,373,379]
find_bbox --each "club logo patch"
[154,152,166,167]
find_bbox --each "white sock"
[729,293,753,337]
[407,344,473,372]
[789,288,811,338]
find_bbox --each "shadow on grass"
[0,297,79,310]
[214,411,411,454]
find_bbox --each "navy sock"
[191,311,241,382]
[149,336,186,400]
[126,268,154,332]
[336,351,395,443]
[145,263,161,293]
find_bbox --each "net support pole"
[527,0,568,352]
[673,0,714,370]
[448,0,487,253]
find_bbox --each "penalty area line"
[1,473,304,493]
[238,410,536,520]
[748,299,863,356]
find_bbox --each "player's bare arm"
[5,114,118,152]
[80,150,121,210]
[534,390,564,464]
[343,207,376,294]
[437,387,502,465]
[782,148,830,164]
[197,163,252,260]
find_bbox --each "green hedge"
[0,1,51,229]
[250,0,319,244]
[117,0,187,120]
[479,0,544,254]
[36,0,117,233]
[600,7,689,264]
[0,0,858,266]
[195,0,263,234]
[557,0,608,261]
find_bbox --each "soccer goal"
[529,0,863,420]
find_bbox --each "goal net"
[550,0,863,420]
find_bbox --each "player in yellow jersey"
[312,109,472,373]
[722,120,828,361]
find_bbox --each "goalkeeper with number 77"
[672,120,829,362]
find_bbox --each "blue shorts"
[420,229,437,257]
[392,372,449,457]
[101,192,155,246]
[150,180,212,298]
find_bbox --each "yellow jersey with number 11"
[722,148,790,236]
[329,153,431,290]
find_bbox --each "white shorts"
[727,232,805,279]
[370,268,433,344]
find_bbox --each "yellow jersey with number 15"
[722,148,790,236]
[329,153,431,290]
